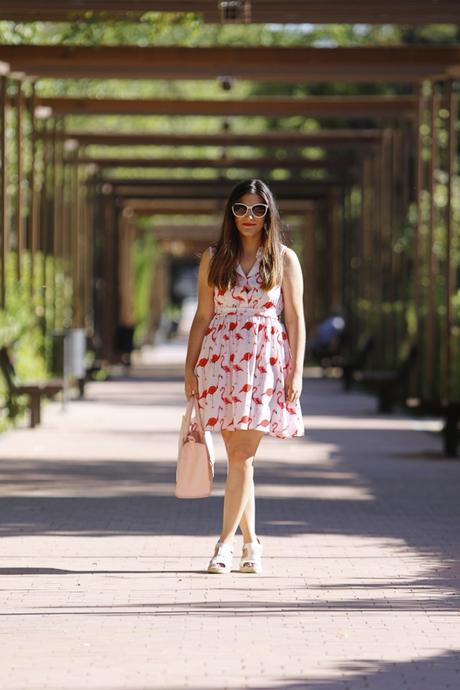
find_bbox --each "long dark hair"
[208,178,284,290]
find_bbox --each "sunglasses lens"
[253,204,267,217]
[233,204,247,217]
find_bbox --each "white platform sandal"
[207,541,234,574]
[239,538,263,573]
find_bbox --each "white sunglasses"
[231,202,269,219]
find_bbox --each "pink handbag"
[175,395,215,498]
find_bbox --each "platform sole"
[207,565,232,574]
[239,563,262,573]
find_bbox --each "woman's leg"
[221,430,257,544]
[219,429,264,545]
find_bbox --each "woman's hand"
[285,367,302,405]
[184,368,199,400]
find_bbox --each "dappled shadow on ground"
[1,374,459,688]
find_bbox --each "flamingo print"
[252,385,263,405]
[220,387,232,405]
[206,406,223,428]
[276,390,285,410]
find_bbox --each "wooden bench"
[352,341,418,413]
[332,334,375,391]
[0,347,64,428]
[408,398,460,457]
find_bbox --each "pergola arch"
[0,10,459,451]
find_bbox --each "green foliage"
[0,250,73,429]
[132,228,160,346]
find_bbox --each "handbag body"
[175,396,215,498]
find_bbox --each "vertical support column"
[71,144,82,328]
[28,81,37,299]
[102,185,116,362]
[0,69,8,309]
[444,79,457,404]
[427,80,438,399]
[39,115,51,332]
[53,118,65,328]
[361,153,371,307]
[328,187,342,314]
[413,82,425,399]
[303,205,316,336]
[118,207,135,328]
[14,75,24,281]
[49,117,58,330]
[372,140,384,366]
[78,160,90,332]
[84,169,96,335]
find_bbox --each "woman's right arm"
[184,248,215,399]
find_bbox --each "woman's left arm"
[281,247,306,404]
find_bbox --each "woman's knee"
[228,443,257,467]
[224,430,263,466]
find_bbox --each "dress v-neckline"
[237,247,262,278]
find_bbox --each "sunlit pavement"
[0,341,459,690]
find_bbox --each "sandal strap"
[209,541,233,567]
[241,540,263,563]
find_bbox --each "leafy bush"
[0,250,73,429]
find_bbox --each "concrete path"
[1,341,459,689]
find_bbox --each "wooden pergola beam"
[53,130,381,147]
[76,156,355,170]
[35,95,422,119]
[0,1,459,24]
[107,179,338,199]
[119,198,318,214]
[1,45,460,82]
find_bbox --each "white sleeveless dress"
[194,244,305,439]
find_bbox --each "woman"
[184,178,305,574]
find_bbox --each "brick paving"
[0,341,459,689]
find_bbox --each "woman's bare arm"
[281,247,306,402]
[184,248,215,397]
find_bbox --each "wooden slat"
[51,130,381,147]
[107,179,337,199]
[0,1,459,24]
[35,95,420,118]
[120,198,318,214]
[1,45,460,82]
[75,156,354,169]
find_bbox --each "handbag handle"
[191,395,206,435]
[181,395,205,439]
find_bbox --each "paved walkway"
[1,341,459,690]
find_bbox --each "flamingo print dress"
[194,245,305,439]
